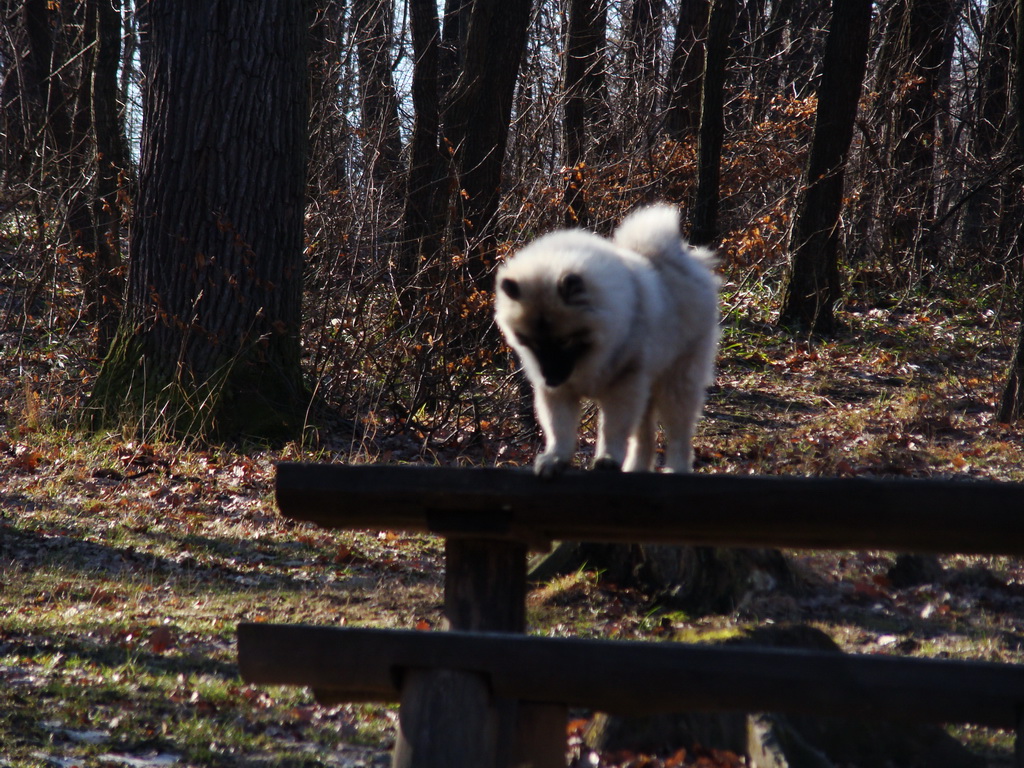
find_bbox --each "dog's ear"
[557,272,587,305]
[500,278,521,300]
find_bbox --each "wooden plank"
[275,463,1024,555]
[237,624,1024,730]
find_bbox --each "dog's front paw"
[592,455,622,472]
[535,453,570,478]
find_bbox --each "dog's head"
[496,269,594,387]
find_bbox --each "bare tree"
[622,0,665,147]
[562,0,609,226]
[399,0,533,290]
[353,0,404,182]
[746,0,825,122]
[90,0,310,439]
[3,0,126,352]
[399,0,444,283]
[778,0,874,333]
[874,0,956,274]
[665,0,709,137]
[87,0,129,353]
[995,0,1024,422]
[444,0,533,286]
[960,0,1019,267]
[689,0,733,246]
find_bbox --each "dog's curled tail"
[613,203,714,264]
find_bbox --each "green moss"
[88,325,308,442]
[672,625,747,644]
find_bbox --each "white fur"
[495,204,720,476]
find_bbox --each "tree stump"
[530,542,798,615]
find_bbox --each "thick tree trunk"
[665,0,709,138]
[689,0,734,246]
[90,0,310,440]
[994,0,1024,422]
[778,0,873,333]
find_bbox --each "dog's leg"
[594,378,649,471]
[623,398,657,472]
[534,387,580,477]
[661,379,702,474]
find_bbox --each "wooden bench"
[238,463,1024,768]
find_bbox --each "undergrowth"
[3,120,1024,765]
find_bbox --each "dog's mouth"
[536,341,589,387]
[514,323,591,389]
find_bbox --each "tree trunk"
[778,0,873,333]
[353,0,404,183]
[746,0,826,121]
[443,0,533,288]
[89,0,128,355]
[399,0,532,292]
[622,0,664,148]
[995,0,1024,422]
[21,0,75,165]
[665,0,709,138]
[19,0,122,355]
[90,0,310,441]
[973,0,1016,159]
[308,1,348,211]
[960,0,1018,264]
[562,0,608,227]
[399,0,444,284]
[689,0,734,246]
[874,0,956,274]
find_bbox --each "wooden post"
[447,538,567,768]
[392,668,499,768]
[445,538,527,631]
[1016,706,1024,768]
[393,538,567,768]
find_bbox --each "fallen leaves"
[148,625,175,654]
[10,444,45,472]
[573,742,746,768]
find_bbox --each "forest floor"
[3,270,1024,767]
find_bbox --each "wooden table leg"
[392,537,567,768]
[392,667,498,768]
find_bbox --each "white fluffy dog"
[495,204,720,476]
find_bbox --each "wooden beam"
[275,463,1024,555]
[238,624,1024,730]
